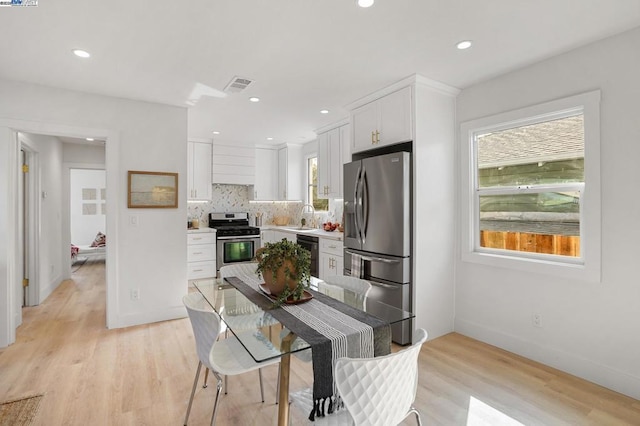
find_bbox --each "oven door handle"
[216,235,261,240]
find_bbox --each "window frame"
[306,155,328,212]
[460,91,601,282]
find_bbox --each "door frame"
[18,138,40,308]
[0,118,119,348]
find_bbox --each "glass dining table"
[193,275,414,426]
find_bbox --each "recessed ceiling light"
[320,109,329,114]
[86,138,94,141]
[358,0,374,7]
[212,131,220,135]
[267,137,274,141]
[72,49,91,58]
[249,97,260,103]
[456,40,472,50]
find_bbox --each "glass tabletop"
[192,276,414,363]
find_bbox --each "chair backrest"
[183,293,222,370]
[219,262,263,316]
[321,275,372,310]
[219,262,259,282]
[334,328,428,426]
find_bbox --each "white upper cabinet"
[187,141,212,200]
[250,147,278,200]
[278,144,303,201]
[211,143,255,185]
[317,123,350,199]
[351,86,412,153]
[317,131,330,199]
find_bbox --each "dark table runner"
[225,276,391,420]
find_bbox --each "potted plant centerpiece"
[255,238,311,305]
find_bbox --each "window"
[308,157,328,211]
[460,91,601,281]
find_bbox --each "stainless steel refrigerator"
[343,151,412,345]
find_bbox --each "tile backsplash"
[187,184,342,228]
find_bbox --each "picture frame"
[127,170,178,208]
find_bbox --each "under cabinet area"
[351,86,412,153]
[317,123,350,199]
[187,141,212,201]
[319,238,344,279]
[187,230,216,280]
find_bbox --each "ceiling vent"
[224,76,254,93]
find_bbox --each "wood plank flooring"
[1,260,639,425]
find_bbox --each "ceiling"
[1,0,639,146]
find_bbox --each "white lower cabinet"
[187,231,216,280]
[273,230,296,243]
[260,229,276,246]
[319,238,343,280]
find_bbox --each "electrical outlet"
[131,288,140,301]
[533,313,542,328]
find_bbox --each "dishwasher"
[296,234,319,278]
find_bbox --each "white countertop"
[187,227,216,233]
[261,225,343,241]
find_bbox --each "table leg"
[278,331,295,426]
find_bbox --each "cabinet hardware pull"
[193,252,203,255]
[371,131,375,144]
[193,269,203,272]
[376,130,380,144]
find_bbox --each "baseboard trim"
[112,305,187,329]
[455,318,640,400]
[39,275,62,304]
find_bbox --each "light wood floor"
[1,260,639,425]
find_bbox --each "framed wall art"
[127,170,178,208]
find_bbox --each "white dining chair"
[321,275,372,310]
[332,328,428,426]
[198,263,278,390]
[182,292,281,426]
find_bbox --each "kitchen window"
[308,157,328,211]
[460,91,601,281]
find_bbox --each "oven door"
[216,235,261,271]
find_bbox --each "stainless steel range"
[209,212,261,271]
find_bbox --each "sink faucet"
[300,204,316,228]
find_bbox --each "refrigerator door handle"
[355,166,365,245]
[361,168,369,244]
[345,250,401,264]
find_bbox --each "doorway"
[1,121,117,349]
[69,168,107,268]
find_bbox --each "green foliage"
[256,238,311,306]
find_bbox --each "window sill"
[461,249,600,283]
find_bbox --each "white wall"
[455,27,640,399]
[70,169,106,246]
[63,143,106,164]
[0,79,188,346]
